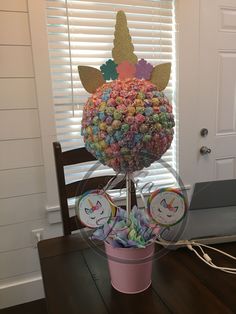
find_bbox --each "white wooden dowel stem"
[126,173,132,216]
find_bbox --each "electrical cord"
[155,239,236,274]
[187,243,236,275]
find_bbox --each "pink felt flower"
[117,61,136,80]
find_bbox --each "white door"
[178,0,236,192]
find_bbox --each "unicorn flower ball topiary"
[79,11,175,173]
[81,78,174,173]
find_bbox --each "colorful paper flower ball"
[81,78,175,173]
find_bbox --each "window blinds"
[46,0,176,189]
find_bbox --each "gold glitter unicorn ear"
[112,11,138,64]
[150,63,171,91]
[78,66,105,94]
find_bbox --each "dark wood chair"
[53,142,137,236]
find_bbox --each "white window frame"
[28,0,190,220]
[28,0,59,213]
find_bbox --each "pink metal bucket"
[105,242,155,294]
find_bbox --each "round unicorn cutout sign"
[148,188,186,226]
[76,190,115,228]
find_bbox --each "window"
[45,0,176,191]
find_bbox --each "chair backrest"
[53,142,137,235]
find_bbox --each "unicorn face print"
[76,191,116,228]
[148,189,186,226]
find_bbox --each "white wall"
[0,1,62,309]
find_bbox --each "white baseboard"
[0,272,44,309]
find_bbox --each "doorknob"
[200,128,208,137]
[200,146,211,155]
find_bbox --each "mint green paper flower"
[100,59,118,81]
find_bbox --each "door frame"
[176,0,201,196]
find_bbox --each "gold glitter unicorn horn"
[112,11,138,65]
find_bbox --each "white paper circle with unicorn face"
[76,190,116,228]
[147,188,186,226]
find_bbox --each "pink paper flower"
[117,61,136,80]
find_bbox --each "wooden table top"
[38,235,236,314]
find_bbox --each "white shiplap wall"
[0,0,61,309]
